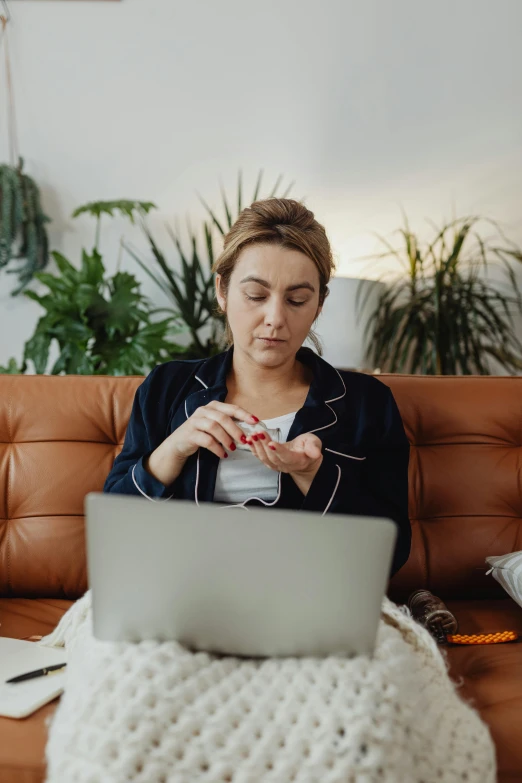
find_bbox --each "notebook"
[0,637,68,719]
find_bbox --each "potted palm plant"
[357,215,522,374]
[0,15,51,295]
[125,169,296,359]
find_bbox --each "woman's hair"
[212,197,336,354]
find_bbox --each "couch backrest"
[386,374,521,602]
[0,373,520,601]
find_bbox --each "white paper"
[0,637,68,719]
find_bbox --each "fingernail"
[269,445,276,451]
[223,452,228,458]
[258,433,265,440]
[246,439,253,445]
[230,443,236,451]
[240,435,247,444]
[251,416,259,423]
[252,435,258,441]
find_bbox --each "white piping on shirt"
[324,370,346,405]
[131,463,174,502]
[324,448,366,460]
[194,447,201,506]
[307,369,347,436]
[128,377,206,504]
[193,365,348,512]
[322,464,341,516]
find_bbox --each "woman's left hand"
[246,431,323,496]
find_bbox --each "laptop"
[84,492,397,658]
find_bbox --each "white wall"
[1,0,521,371]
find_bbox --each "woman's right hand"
[144,402,260,486]
[167,401,259,460]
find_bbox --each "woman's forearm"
[143,444,187,487]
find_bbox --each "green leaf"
[72,200,157,222]
[23,329,53,374]
[220,182,233,230]
[237,169,243,213]
[0,357,22,374]
[252,169,263,202]
[80,248,105,287]
[50,252,79,286]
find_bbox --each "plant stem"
[116,235,124,274]
[95,216,102,251]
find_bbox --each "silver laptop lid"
[85,492,397,658]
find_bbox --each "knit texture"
[40,592,496,783]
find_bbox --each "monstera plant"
[0,200,185,375]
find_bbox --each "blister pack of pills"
[235,420,281,451]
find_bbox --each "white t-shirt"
[213,411,297,505]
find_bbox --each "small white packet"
[235,420,281,451]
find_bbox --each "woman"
[104,198,411,577]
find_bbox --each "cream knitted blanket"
[39,591,496,783]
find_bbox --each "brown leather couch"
[1,373,521,783]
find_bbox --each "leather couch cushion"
[0,598,73,640]
[0,599,73,783]
[444,598,522,782]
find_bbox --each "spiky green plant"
[126,169,295,359]
[197,169,295,237]
[0,157,51,295]
[356,215,522,374]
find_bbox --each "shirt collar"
[193,345,346,406]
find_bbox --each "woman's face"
[216,243,322,367]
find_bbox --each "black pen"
[6,663,67,684]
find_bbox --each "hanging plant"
[0,12,51,295]
[0,156,51,295]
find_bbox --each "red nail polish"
[240,435,247,444]
[252,434,258,441]
[230,443,236,450]
[258,433,265,440]
[252,416,259,423]
[269,445,276,450]
[223,452,228,458]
